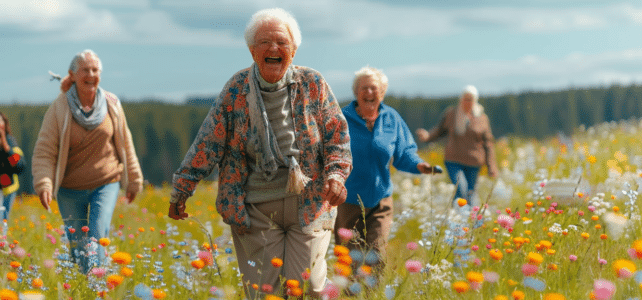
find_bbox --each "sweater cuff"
[327,173,346,185]
[170,189,189,204]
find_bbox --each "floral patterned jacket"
[171,65,352,233]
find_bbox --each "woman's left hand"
[323,178,347,206]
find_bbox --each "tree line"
[3,83,641,194]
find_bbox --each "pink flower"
[497,214,514,229]
[521,264,538,276]
[91,267,107,278]
[321,283,340,299]
[43,259,55,269]
[209,286,218,294]
[405,260,422,273]
[261,284,273,293]
[198,251,214,266]
[569,255,577,262]
[483,271,499,283]
[486,244,492,249]
[593,279,615,300]
[337,228,354,242]
[471,245,479,251]
[540,182,546,188]
[406,242,418,251]
[11,247,26,259]
[81,226,90,233]
[551,202,558,207]
[578,210,585,216]
[588,205,596,212]
[473,258,482,266]
[301,269,310,280]
[63,283,71,289]
[599,259,607,265]
[627,248,637,260]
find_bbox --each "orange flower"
[338,255,352,266]
[111,252,132,265]
[288,287,303,297]
[489,249,503,261]
[285,279,300,289]
[581,232,590,239]
[591,215,599,221]
[452,281,469,293]
[6,272,17,281]
[512,290,525,300]
[99,238,110,246]
[633,240,642,258]
[0,289,18,300]
[600,234,608,240]
[271,257,283,268]
[334,263,352,276]
[547,263,558,271]
[191,259,205,269]
[120,267,134,277]
[495,296,508,300]
[9,261,20,268]
[152,289,166,299]
[333,245,349,257]
[457,198,467,207]
[539,240,552,249]
[466,271,484,283]
[106,274,124,287]
[31,278,43,288]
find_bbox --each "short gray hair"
[352,66,389,97]
[244,8,301,48]
[462,85,479,101]
[69,49,102,72]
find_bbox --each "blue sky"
[2,0,642,104]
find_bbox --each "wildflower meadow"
[3,118,642,299]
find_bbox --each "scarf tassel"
[286,157,311,195]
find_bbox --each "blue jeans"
[445,161,480,206]
[1,192,16,235]
[57,182,120,273]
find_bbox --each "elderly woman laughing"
[168,8,352,298]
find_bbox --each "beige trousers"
[232,196,332,298]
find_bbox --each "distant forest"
[3,83,642,194]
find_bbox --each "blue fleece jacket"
[343,101,423,208]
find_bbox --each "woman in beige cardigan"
[33,49,143,273]
[415,85,497,207]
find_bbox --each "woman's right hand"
[39,190,52,212]
[415,128,429,142]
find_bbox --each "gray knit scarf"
[247,64,309,194]
[66,84,107,131]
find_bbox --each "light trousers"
[232,196,332,298]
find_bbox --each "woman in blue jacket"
[0,112,24,235]
[334,67,438,272]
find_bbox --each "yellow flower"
[452,281,469,293]
[613,259,636,277]
[265,296,285,300]
[539,240,552,249]
[632,240,642,258]
[111,252,132,265]
[544,293,566,300]
[527,252,544,265]
[581,232,590,239]
[494,296,509,300]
